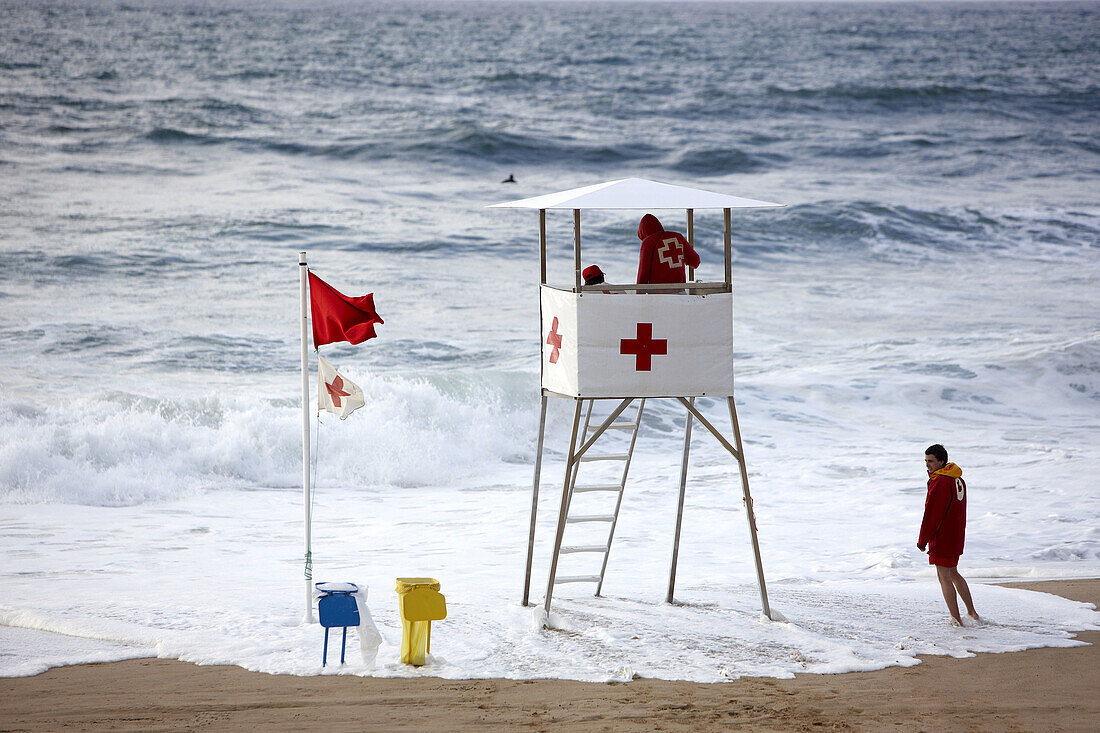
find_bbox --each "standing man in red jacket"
[636,214,700,287]
[918,444,980,625]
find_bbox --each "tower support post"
[666,397,694,603]
[727,397,771,619]
[522,394,550,607]
[543,399,584,617]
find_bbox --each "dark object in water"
[502,174,517,183]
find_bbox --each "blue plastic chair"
[316,582,361,666]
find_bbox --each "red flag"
[308,271,384,347]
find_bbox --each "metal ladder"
[550,398,646,596]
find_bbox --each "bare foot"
[949,616,963,627]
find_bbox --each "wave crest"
[0,372,534,506]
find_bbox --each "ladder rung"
[554,575,601,584]
[573,484,622,493]
[560,545,609,554]
[580,453,629,462]
[587,422,637,431]
[566,514,615,523]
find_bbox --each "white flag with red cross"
[317,355,365,420]
[540,288,735,398]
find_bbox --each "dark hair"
[925,444,948,464]
[584,272,605,285]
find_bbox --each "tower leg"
[543,399,584,618]
[522,394,549,607]
[666,397,694,603]
[728,397,772,619]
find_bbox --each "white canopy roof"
[489,177,783,210]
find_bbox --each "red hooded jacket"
[918,463,967,558]
[636,214,700,285]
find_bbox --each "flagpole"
[299,251,314,624]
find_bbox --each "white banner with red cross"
[540,287,734,398]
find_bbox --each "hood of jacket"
[637,214,664,240]
[931,462,962,479]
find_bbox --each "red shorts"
[929,553,959,568]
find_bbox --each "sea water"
[1,0,1098,680]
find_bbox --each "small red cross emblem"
[656,236,684,268]
[546,316,563,364]
[325,375,351,407]
[620,322,667,371]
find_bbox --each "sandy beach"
[1,579,1095,732]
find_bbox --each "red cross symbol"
[546,316,563,364]
[620,322,667,371]
[656,236,684,268]
[325,375,351,408]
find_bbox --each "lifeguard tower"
[491,178,784,621]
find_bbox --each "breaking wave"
[0,371,535,506]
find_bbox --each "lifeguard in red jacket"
[635,214,700,286]
[918,444,980,625]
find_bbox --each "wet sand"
[1,579,1096,732]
